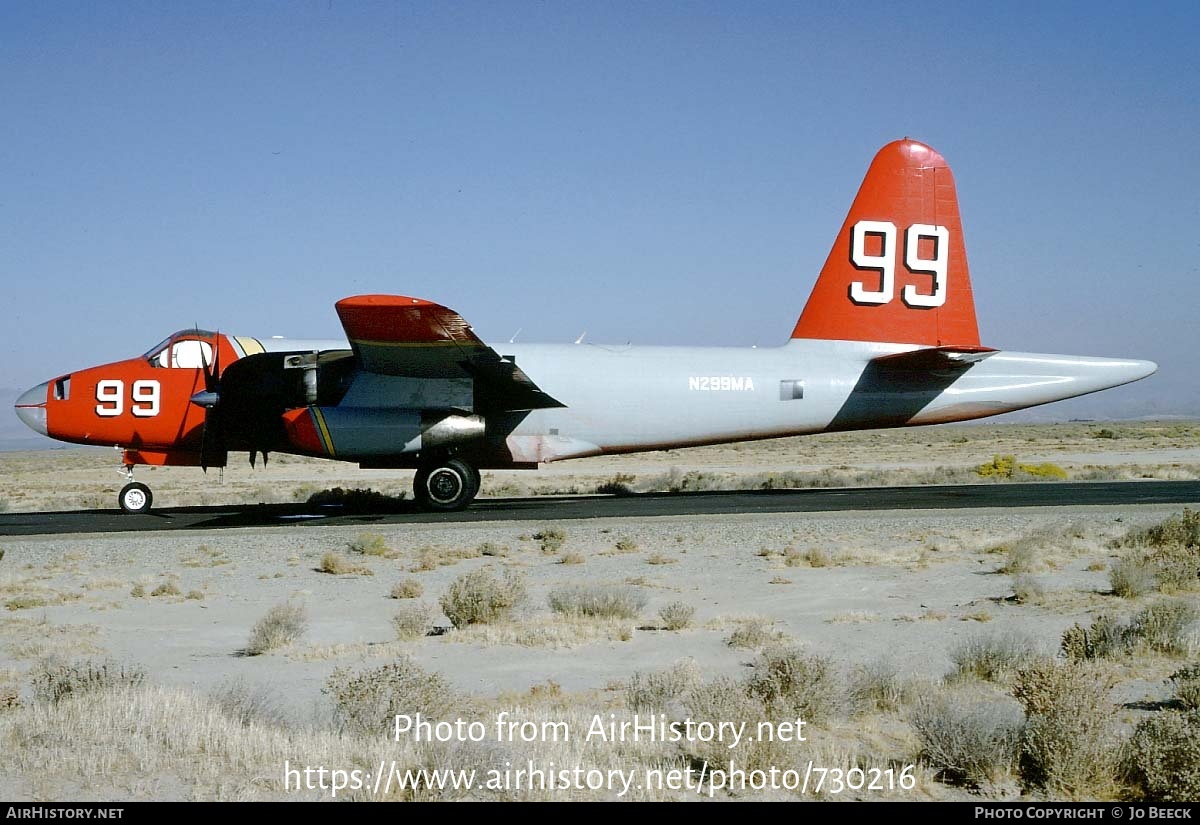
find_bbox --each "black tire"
[118,482,153,514]
[413,458,479,511]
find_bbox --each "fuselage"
[13,333,1156,468]
[491,339,1156,462]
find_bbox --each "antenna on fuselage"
[575,331,587,344]
[508,328,522,343]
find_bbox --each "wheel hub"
[428,468,463,503]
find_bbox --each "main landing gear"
[412,457,480,511]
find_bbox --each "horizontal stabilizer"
[869,346,997,371]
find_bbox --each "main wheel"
[118,482,153,514]
[413,458,479,511]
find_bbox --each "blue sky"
[3,1,1197,418]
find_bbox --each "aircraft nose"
[14,381,49,436]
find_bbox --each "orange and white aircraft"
[14,139,1156,513]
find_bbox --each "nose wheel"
[412,458,480,511]
[118,482,153,514]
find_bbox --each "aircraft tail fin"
[791,139,981,347]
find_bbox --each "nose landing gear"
[117,460,153,514]
[118,481,153,514]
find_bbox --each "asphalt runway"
[0,480,1198,536]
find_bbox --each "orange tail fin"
[791,139,981,347]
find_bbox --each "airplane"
[13,139,1157,514]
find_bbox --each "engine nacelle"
[282,407,485,458]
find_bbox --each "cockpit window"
[146,331,216,369]
[169,340,213,369]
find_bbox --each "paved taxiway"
[0,481,1197,536]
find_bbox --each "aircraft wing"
[869,346,997,371]
[335,294,564,411]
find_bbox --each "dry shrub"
[440,567,526,628]
[1125,710,1200,801]
[1110,556,1158,598]
[725,616,786,650]
[450,616,633,648]
[975,455,1067,480]
[745,645,837,723]
[1171,664,1200,710]
[1126,599,1199,655]
[999,543,1042,575]
[595,474,636,495]
[1060,601,1196,662]
[625,659,703,712]
[909,693,1022,787]
[319,551,371,576]
[684,676,789,773]
[210,678,287,728]
[1157,553,1200,594]
[1012,660,1120,798]
[348,532,394,557]
[150,580,181,597]
[1111,548,1200,597]
[557,552,585,566]
[658,468,724,494]
[988,522,1097,573]
[786,547,834,568]
[1118,508,1200,550]
[31,659,146,705]
[849,658,912,714]
[390,579,424,599]
[326,657,461,735]
[548,584,646,620]
[658,601,695,631]
[392,603,433,640]
[950,632,1042,682]
[1061,615,1128,662]
[533,528,566,554]
[245,602,307,656]
[410,545,481,572]
[1110,510,1200,596]
[1010,573,1046,605]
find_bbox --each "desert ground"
[0,421,1199,801]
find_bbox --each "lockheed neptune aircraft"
[14,140,1156,513]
